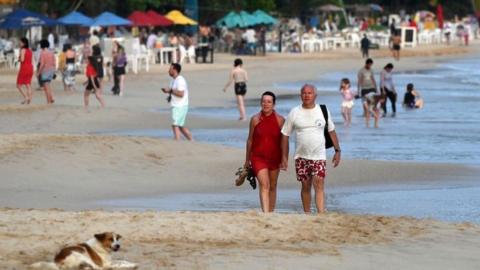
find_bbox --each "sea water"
[101,57,480,222]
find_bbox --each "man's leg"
[312,176,326,213]
[172,125,181,140]
[179,126,193,141]
[301,178,313,213]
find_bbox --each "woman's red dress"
[16,48,34,85]
[250,111,282,176]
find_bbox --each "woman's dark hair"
[20,37,29,49]
[340,78,350,90]
[234,58,243,67]
[62,43,72,52]
[92,44,102,56]
[261,91,276,104]
[40,39,49,49]
[366,58,373,65]
[407,83,414,91]
[384,63,394,69]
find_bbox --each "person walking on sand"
[37,39,55,104]
[339,78,354,127]
[162,63,193,141]
[83,56,105,108]
[244,91,285,212]
[280,84,341,214]
[357,58,378,117]
[380,63,397,117]
[223,58,248,121]
[16,37,34,104]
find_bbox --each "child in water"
[403,83,424,109]
[339,78,354,127]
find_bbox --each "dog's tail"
[29,261,59,270]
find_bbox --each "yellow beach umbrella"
[165,10,197,25]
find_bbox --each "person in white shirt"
[380,63,397,117]
[162,63,193,141]
[280,84,341,214]
[47,31,55,50]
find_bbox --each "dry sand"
[0,43,479,269]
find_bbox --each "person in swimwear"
[223,58,248,121]
[245,91,285,212]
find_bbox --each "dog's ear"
[94,233,107,241]
[116,234,122,240]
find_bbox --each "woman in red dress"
[16,37,34,104]
[245,91,285,212]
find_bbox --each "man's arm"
[329,130,341,168]
[357,71,362,95]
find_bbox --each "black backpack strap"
[320,104,328,127]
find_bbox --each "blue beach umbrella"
[252,10,278,25]
[216,11,259,28]
[58,11,94,25]
[89,11,131,27]
[0,8,59,29]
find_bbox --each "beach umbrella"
[0,8,59,29]
[145,10,174,27]
[165,10,197,25]
[252,10,277,25]
[58,11,94,25]
[369,4,384,12]
[216,11,258,28]
[128,11,155,26]
[89,11,131,27]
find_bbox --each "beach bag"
[320,104,334,149]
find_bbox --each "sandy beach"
[1,43,480,269]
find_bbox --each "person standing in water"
[223,58,248,121]
[339,78,354,127]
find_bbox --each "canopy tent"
[128,11,155,26]
[216,11,259,28]
[252,10,278,25]
[0,8,59,29]
[165,10,197,25]
[145,10,174,26]
[369,4,384,12]
[58,11,93,25]
[89,11,131,27]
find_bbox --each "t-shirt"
[381,70,394,90]
[281,105,335,160]
[169,75,189,107]
[358,67,376,89]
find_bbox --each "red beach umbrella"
[128,11,155,26]
[145,10,174,27]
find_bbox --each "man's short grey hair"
[300,83,317,93]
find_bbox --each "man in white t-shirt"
[162,63,193,141]
[280,84,341,213]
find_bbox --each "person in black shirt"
[360,34,370,58]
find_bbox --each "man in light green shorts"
[162,63,193,140]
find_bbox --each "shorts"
[250,156,280,176]
[361,88,376,103]
[341,100,354,109]
[86,77,100,92]
[295,158,326,182]
[234,82,247,96]
[393,44,401,51]
[171,105,189,127]
[40,70,55,84]
[114,66,126,76]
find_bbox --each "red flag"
[437,4,444,29]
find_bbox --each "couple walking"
[244,84,341,213]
